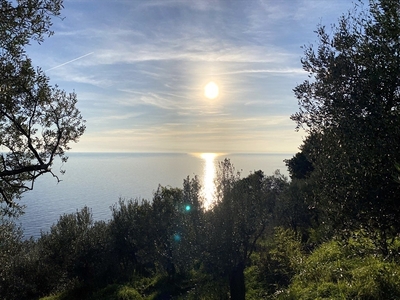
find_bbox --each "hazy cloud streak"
[46,52,94,72]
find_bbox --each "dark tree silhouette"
[205,159,288,300]
[291,0,400,252]
[0,0,85,212]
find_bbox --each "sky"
[28,0,357,154]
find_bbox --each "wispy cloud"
[138,0,223,11]
[30,0,355,153]
[92,42,292,65]
[216,68,305,76]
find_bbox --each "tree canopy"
[291,0,400,250]
[5,0,400,299]
[0,0,85,212]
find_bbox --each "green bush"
[116,286,143,300]
[38,207,114,288]
[40,284,144,300]
[248,227,304,297]
[0,219,24,299]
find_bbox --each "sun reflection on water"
[200,153,218,209]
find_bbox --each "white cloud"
[92,41,293,65]
[216,68,305,76]
[31,0,338,153]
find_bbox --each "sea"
[18,152,292,239]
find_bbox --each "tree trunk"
[229,262,245,300]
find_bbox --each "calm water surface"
[19,152,291,238]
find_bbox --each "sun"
[204,81,219,99]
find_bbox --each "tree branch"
[0,163,50,177]
[1,108,45,166]
[0,187,13,206]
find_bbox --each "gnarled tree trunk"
[229,262,245,300]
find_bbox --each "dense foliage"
[290,0,400,251]
[0,163,292,300]
[0,0,85,215]
[3,0,400,299]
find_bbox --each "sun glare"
[204,81,219,99]
[200,153,217,209]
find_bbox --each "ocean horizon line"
[67,150,296,156]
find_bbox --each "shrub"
[116,286,143,300]
[281,237,400,300]
[249,227,304,297]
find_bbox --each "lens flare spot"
[173,233,181,242]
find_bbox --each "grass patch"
[281,239,400,300]
[40,284,144,300]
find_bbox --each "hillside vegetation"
[2,0,400,299]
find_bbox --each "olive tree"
[205,159,288,300]
[0,0,85,212]
[292,0,400,252]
